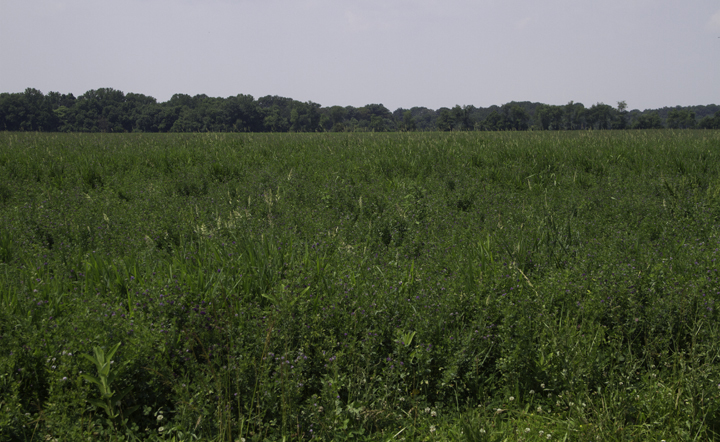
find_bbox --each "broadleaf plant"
[81,342,139,422]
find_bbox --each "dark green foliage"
[80,164,104,190]
[3,87,716,134]
[631,111,664,129]
[699,111,720,129]
[0,182,10,205]
[1,131,720,440]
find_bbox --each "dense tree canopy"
[1,88,718,132]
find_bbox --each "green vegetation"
[1,130,720,441]
[2,88,720,132]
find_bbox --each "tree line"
[2,88,719,132]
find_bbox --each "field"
[1,130,719,441]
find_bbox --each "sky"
[1,0,719,111]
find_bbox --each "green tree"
[534,104,551,130]
[0,93,25,130]
[562,101,586,130]
[157,106,182,132]
[74,88,128,132]
[289,108,301,132]
[357,104,392,131]
[306,101,322,131]
[263,105,289,132]
[319,114,332,131]
[131,104,161,132]
[401,110,417,131]
[168,93,194,108]
[480,110,506,131]
[46,91,77,109]
[170,107,202,132]
[436,108,455,131]
[224,94,262,132]
[631,111,664,129]
[615,101,628,129]
[369,115,386,132]
[534,104,563,130]
[586,103,616,130]
[53,106,73,131]
[0,89,61,131]
[408,107,436,131]
[328,106,347,127]
[698,111,720,129]
[504,104,530,130]
[24,88,58,131]
[666,109,696,129]
[452,105,474,130]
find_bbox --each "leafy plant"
[81,342,139,423]
[1,131,720,440]
[0,229,13,264]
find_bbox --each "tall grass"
[0,130,719,441]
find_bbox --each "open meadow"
[1,130,720,441]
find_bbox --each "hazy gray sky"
[1,0,719,111]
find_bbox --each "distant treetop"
[1,88,719,132]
